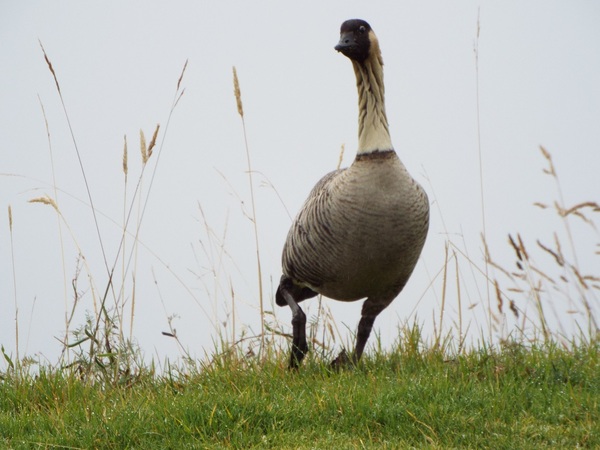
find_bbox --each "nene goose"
[276,19,430,368]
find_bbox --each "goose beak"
[335,32,356,54]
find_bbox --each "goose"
[276,19,430,369]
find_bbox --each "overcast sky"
[1,1,599,369]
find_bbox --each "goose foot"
[330,349,354,370]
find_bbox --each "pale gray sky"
[1,1,599,368]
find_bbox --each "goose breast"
[282,151,429,301]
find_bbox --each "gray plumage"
[276,19,430,368]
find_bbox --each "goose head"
[335,19,378,63]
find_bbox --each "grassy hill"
[1,335,598,449]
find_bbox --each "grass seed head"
[123,135,128,176]
[147,124,160,159]
[140,129,148,164]
[494,280,503,314]
[29,196,59,213]
[232,66,244,118]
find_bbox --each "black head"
[334,19,373,63]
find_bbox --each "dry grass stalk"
[8,205,19,367]
[37,94,70,364]
[39,39,110,284]
[487,146,599,343]
[540,145,556,176]
[508,234,523,261]
[473,9,491,335]
[530,266,555,284]
[556,201,600,230]
[29,195,59,212]
[435,243,449,349]
[140,130,148,164]
[494,280,503,314]
[516,234,529,260]
[507,287,524,293]
[561,201,600,217]
[31,48,191,378]
[232,66,265,354]
[147,124,160,160]
[454,249,464,350]
[337,144,345,170]
[129,275,136,343]
[232,67,244,118]
[571,265,589,289]
[509,300,519,318]
[177,59,188,92]
[537,238,564,267]
[122,135,128,176]
[39,40,61,94]
[230,282,236,345]
[121,134,129,342]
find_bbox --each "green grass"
[1,337,598,449]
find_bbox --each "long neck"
[352,53,393,154]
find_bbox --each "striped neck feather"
[352,50,393,155]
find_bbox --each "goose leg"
[276,277,318,368]
[279,287,308,369]
[331,298,388,368]
[353,315,377,362]
[330,315,376,369]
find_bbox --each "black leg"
[330,316,376,369]
[331,294,391,369]
[289,305,307,369]
[279,286,308,369]
[351,298,391,364]
[353,315,376,362]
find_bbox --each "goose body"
[276,19,429,368]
